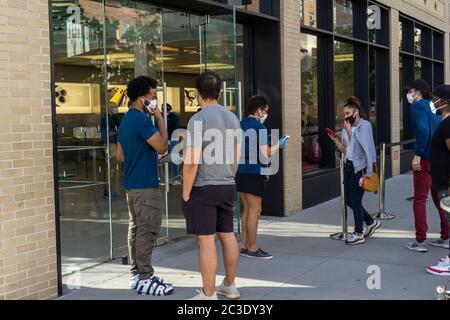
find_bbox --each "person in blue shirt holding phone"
[116,76,174,296]
[236,95,287,259]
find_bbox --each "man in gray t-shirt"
[186,104,241,186]
[182,72,242,300]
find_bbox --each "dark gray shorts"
[182,185,236,235]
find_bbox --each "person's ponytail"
[344,96,367,120]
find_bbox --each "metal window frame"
[399,14,446,143]
[301,0,391,176]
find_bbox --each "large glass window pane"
[368,4,388,46]
[400,18,414,53]
[52,0,111,274]
[421,60,433,87]
[104,0,166,256]
[399,55,404,145]
[414,59,422,79]
[334,0,353,37]
[334,41,354,132]
[433,31,444,61]
[300,0,317,28]
[400,55,415,149]
[420,26,432,58]
[300,34,321,172]
[414,26,422,55]
[369,47,377,143]
[434,62,444,88]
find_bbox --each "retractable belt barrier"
[330,153,349,240]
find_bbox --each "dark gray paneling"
[303,170,340,209]
[251,20,283,216]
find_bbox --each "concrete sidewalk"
[59,173,449,300]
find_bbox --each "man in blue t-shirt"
[116,76,173,296]
[406,79,449,253]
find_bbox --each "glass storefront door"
[161,8,244,240]
[51,0,243,274]
[52,0,112,275]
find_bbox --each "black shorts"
[181,185,236,235]
[235,173,266,197]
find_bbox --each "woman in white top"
[328,96,381,245]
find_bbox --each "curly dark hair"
[245,95,269,116]
[196,71,222,101]
[127,76,158,102]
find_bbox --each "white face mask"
[407,92,416,104]
[142,97,157,113]
[430,99,440,114]
[260,114,268,124]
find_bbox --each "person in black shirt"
[430,85,450,212]
[426,84,450,276]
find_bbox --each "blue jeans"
[344,160,374,234]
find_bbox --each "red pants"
[413,160,450,242]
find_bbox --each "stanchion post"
[330,153,348,240]
[372,143,395,220]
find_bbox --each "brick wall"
[0,0,57,300]
[281,0,302,215]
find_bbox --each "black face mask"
[345,112,356,125]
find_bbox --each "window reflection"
[334,41,354,132]
[414,27,422,55]
[301,34,320,171]
[52,0,112,275]
[300,0,317,28]
[414,59,422,79]
[369,47,377,143]
[334,0,353,36]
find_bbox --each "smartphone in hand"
[280,135,291,143]
[325,128,337,138]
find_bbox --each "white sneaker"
[426,257,450,276]
[428,239,450,249]
[130,273,139,289]
[345,232,365,245]
[216,281,240,299]
[406,241,428,252]
[440,196,450,213]
[188,289,218,300]
[364,220,381,238]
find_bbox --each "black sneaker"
[246,248,273,260]
[239,248,248,257]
